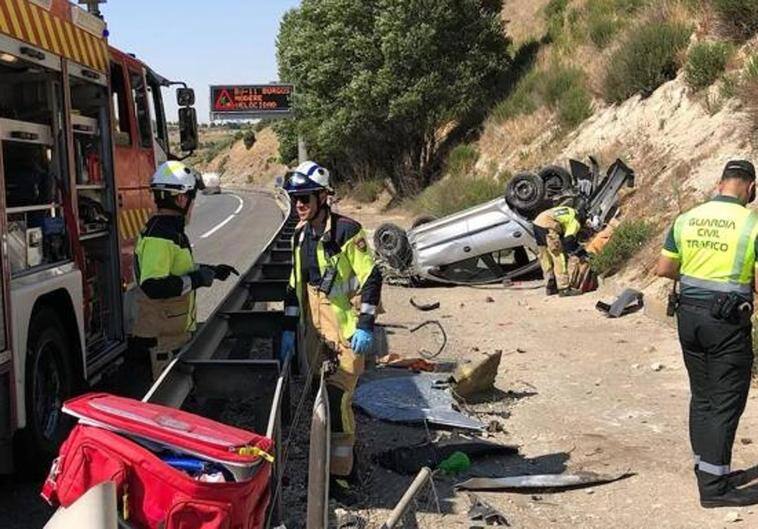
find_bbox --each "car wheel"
[410,215,437,229]
[24,308,73,461]
[374,223,412,270]
[538,165,572,200]
[505,171,545,214]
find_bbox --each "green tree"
[276,0,510,193]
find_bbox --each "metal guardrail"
[143,187,295,524]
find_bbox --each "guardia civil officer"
[280,161,382,504]
[132,161,238,381]
[656,160,758,507]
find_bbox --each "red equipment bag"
[41,393,274,529]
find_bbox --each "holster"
[710,292,753,324]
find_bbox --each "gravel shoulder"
[334,200,758,529]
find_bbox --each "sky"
[100,0,301,122]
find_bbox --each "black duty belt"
[678,297,713,310]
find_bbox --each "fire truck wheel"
[24,308,74,460]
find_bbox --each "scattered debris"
[741,438,753,445]
[377,353,437,372]
[650,362,664,372]
[410,297,441,312]
[438,451,471,474]
[380,468,433,529]
[724,511,743,523]
[596,288,644,318]
[485,296,495,303]
[467,493,509,527]
[452,351,502,400]
[410,320,448,359]
[354,374,486,431]
[455,471,634,491]
[487,420,505,433]
[516,348,527,354]
[375,439,518,475]
[335,508,365,529]
[643,346,656,354]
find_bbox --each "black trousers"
[677,304,754,495]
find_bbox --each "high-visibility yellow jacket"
[132,215,197,347]
[662,195,758,299]
[534,206,582,237]
[284,211,382,342]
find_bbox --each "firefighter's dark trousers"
[677,302,754,496]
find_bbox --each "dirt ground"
[329,201,758,529]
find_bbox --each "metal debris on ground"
[354,374,486,431]
[410,297,441,311]
[379,467,434,529]
[596,288,644,318]
[410,320,448,359]
[375,439,518,475]
[455,470,634,491]
[467,493,509,527]
[452,351,502,400]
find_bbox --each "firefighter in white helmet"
[281,161,382,504]
[131,161,238,382]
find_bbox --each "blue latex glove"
[280,331,296,363]
[350,329,374,355]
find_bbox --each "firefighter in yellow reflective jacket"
[281,161,382,504]
[132,161,238,382]
[533,204,586,297]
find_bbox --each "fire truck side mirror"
[176,88,195,107]
[178,107,199,152]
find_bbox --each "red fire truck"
[0,0,199,470]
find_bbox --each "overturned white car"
[374,158,635,285]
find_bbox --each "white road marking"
[233,194,244,214]
[199,193,245,239]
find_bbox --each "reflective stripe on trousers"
[303,284,364,477]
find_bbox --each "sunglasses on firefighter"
[292,193,316,204]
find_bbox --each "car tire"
[410,215,437,229]
[23,308,74,462]
[505,171,545,214]
[374,223,412,270]
[538,165,572,200]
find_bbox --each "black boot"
[545,279,558,296]
[701,487,758,508]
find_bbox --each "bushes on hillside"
[685,42,733,91]
[742,54,758,127]
[243,130,256,150]
[446,144,479,176]
[591,220,653,275]
[711,0,758,40]
[603,21,691,103]
[492,65,592,128]
[411,172,508,218]
[351,180,384,203]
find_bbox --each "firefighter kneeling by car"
[280,161,382,504]
[533,201,594,297]
[130,161,238,384]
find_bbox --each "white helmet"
[284,160,332,194]
[150,161,205,195]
